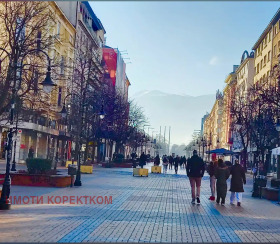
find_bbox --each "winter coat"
[139,154,146,167]
[229,164,246,192]
[169,156,174,164]
[207,162,217,177]
[186,155,205,177]
[174,157,180,167]
[215,165,230,198]
[154,156,160,166]
[163,156,168,165]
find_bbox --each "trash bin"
[68,164,77,187]
[252,175,267,198]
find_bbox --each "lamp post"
[0,47,56,210]
[60,94,105,187]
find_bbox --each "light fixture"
[40,65,56,93]
[60,105,67,118]
[99,105,105,120]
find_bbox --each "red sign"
[18,129,22,134]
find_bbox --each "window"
[257,63,259,73]
[57,87,62,106]
[268,51,271,61]
[264,55,267,64]
[278,20,280,30]
[261,60,263,69]
[57,21,61,36]
[16,17,25,42]
[274,45,277,56]
[274,26,277,36]
[269,31,271,42]
[69,34,73,44]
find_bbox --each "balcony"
[77,12,100,48]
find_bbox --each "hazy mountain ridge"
[131,90,215,145]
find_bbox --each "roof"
[252,8,280,50]
[82,1,106,33]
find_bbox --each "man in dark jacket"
[230,160,246,206]
[139,152,146,168]
[154,154,160,166]
[168,155,174,169]
[174,155,180,174]
[187,150,205,204]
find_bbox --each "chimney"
[233,65,239,73]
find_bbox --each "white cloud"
[209,56,219,66]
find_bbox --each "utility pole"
[164,126,166,155]
[168,126,171,155]
[159,126,161,144]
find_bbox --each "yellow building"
[0,2,76,162]
[220,69,237,151]
[252,9,280,85]
[203,90,224,151]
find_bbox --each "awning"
[206,148,235,156]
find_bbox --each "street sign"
[18,129,22,134]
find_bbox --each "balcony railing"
[78,12,100,48]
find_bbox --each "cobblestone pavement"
[0,163,280,243]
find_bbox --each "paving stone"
[0,163,280,243]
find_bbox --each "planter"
[65,161,77,168]
[151,166,162,173]
[0,173,72,187]
[271,178,280,188]
[133,168,148,177]
[80,165,93,174]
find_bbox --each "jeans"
[210,176,216,197]
[189,177,202,199]
[163,164,168,174]
[230,192,242,203]
[175,165,178,173]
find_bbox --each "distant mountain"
[130,90,215,145]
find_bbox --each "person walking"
[154,154,160,166]
[182,156,187,169]
[169,155,174,170]
[215,159,230,206]
[230,159,246,206]
[162,155,168,174]
[186,150,205,204]
[28,146,34,159]
[139,152,146,168]
[207,160,218,201]
[174,155,180,174]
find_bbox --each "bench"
[262,187,279,201]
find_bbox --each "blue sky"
[90,1,280,97]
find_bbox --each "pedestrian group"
[133,149,246,207]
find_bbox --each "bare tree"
[0,2,56,117]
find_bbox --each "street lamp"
[0,47,55,210]
[276,118,280,132]
[40,65,57,93]
[99,105,106,120]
